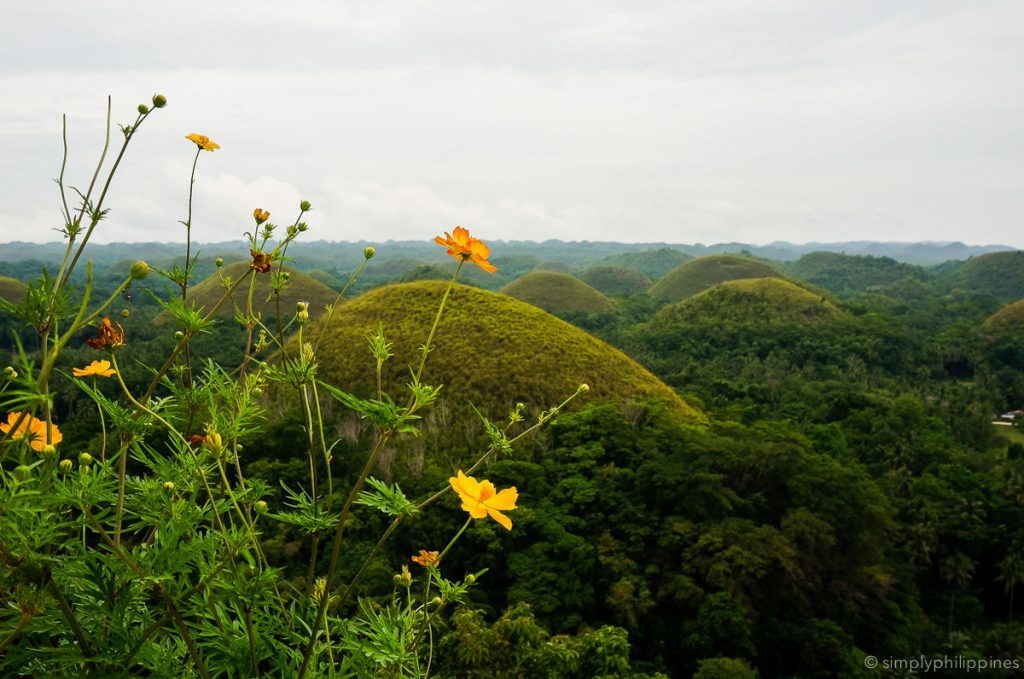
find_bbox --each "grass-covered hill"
[647,254,781,303]
[308,281,703,422]
[983,299,1024,333]
[154,261,339,325]
[0,276,27,303]
[787,251,928,299]
[580,265,652,296]
[652,278,841,326]
[500,272,614,317]
[947,250,1024,303]
[598,247,692,281]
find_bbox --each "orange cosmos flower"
[434,226,498,273]
[253,208,270,225]
[1,412,63,452]
[448,470,518,530]
[411,550,441,568]
[72,359,117,378]
[85,317,125,350]
[185,133,220,151]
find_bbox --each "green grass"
[307,280,703,423]
[647,255,781,303]
[994,424,1024,446]
[154,261,340,324]
[500,271,615,316]
[0,276,26,303]
[580,265,652,295]
[652,278,842,326]
[983,299,1024,332]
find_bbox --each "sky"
[1,0,1022,247]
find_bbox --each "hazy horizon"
[3,1,1023,247]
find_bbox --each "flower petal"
[487,507,513,530]
[485,486,518,511]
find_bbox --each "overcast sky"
[1,0,1022,247]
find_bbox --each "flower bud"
[253,208,270,225]
[120,309,130,318]
[3,366,17,380]
[579,383,590,394]
[287,225,299,238]
[297,309,309,323]
[138,104,150,114]
[254,500,269,514]
[297,222,308,232]
[78,452,93,466]
[41,444,57,459]
[300,200,312,212]
[13,465,31,481]
[296,301,308,312]
[162,481,175,492]
[215,257,224,267]
[430,597,443,607]
[130,260,150,280]
[364,246,376,260]
[174,330,184,340]
[465,574,476,584]
[59,459,74,473]
[393,565,412,586]
[152,94,167,108]
[203,432,223,452]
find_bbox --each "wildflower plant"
[0,94,586,677]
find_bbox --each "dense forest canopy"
[3,240,1024,677]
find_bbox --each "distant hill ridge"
[0,240,1013,273]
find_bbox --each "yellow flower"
[448,470,518,530]
[185,133,220,151]
[411,550,441,568]
[73,359,117,378]
[253,208,270,224]
[1,412,63,452]
[434,226,498,273]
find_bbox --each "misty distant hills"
[0,239,1012,273]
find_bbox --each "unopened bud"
[13,465,31,481]
[465,574,476,584]
[215,257,224,267]
[430,597,443,607]
[203,432,223,452]
[174,330,184,340]
[130,261,150,280]
[138,104,150,114]
[296,301,308,312]
[41,444,57,459]
[152,94,167,108]
[579,384,590,394]
[297,309,309,323]
[364,246,376,260]
[296,222,308,232]
[120,309,130,318]
[78,452,93,466]
[162,481,175,492]
[287,225,299,238]
[300,200,312,212]
[394,565,413,586]
[254,500,268,514]
[3,366,16,380]
[59,459,74,473]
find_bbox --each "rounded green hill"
[648,255,781,303]
[788,252,927,299]
[0,276,27,303]
[155,261,339,325]
[983,299,1024,333]
[581,266,652,295]
[309,281,702,422]
[949,251,1024,303]
[652,278,841,326]
[500,272,614,317]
